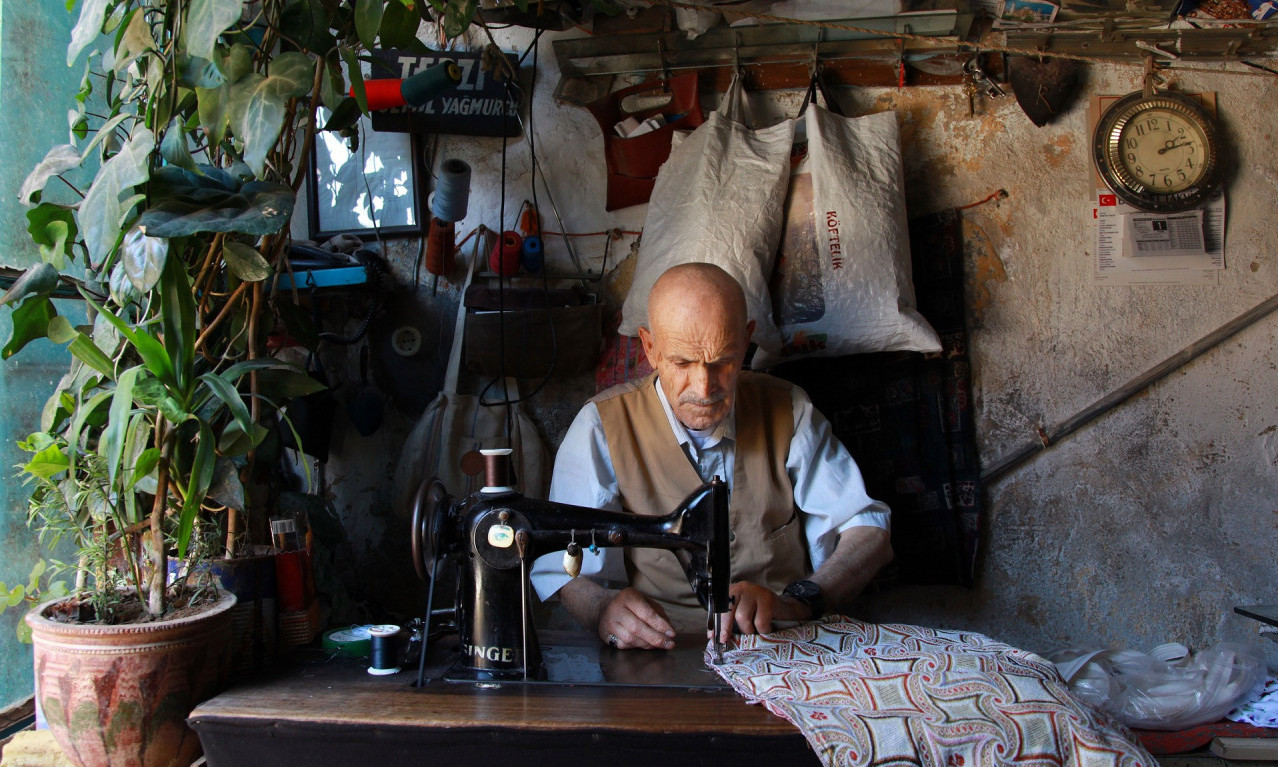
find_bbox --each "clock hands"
[1159,140,1192,155]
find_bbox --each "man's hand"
[557,577,676,650]
[714,581,811,645]
[599,587,676,650]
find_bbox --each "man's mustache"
[680,391,727,407]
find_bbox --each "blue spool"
[520,235,543,273]
[432,158,471,223]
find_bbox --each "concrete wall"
[317,25,1278,668]
[0,0,83,711]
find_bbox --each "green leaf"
[46,315,76,345]
[321,97,362,132]
[159,117,198,172]
[442,0,478,39]
[120,225,168,293]
[280,0,337,55]
[19,145,80,204]
[67,389,113,472]
[222,240,272,282]
[178,54,227,89]
[196,84,231,147]
[26,562,47,592]
[79,127,155,267]
[80,112,131,164]
[176,420,216,558]
[183,0,244,62]
[40,221,72,269]
[115,7,156,71]
[83,293,176,389]
[139,166,295,238]
[23,443,70,480]
[67,331,118,379]
[341,47,368,114]
[380,0,420,49]
[253,367,327,399]
[159,252,197,399]
[0,264,59,308]
[104,365,142,488]
[199,369,253,435]
[354,0,384,49]
[216,419,268,456]
[225,52,316,177]
[3,584,25,609]
[3,296,56,360]
[68,0,111,64]
[129,447,162,491]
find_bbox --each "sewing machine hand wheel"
[411,478,452,583]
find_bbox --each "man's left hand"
[713,581,812,645]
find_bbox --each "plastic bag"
[619,73,794,356]
[1047,642,1266,731]
[752,89,940,369]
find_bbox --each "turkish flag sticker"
[1099,194,1118,206]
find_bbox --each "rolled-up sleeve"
[787,386,891,571]
[529,402,627,600]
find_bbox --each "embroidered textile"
[709,617,1155,767]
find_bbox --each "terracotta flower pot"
[26,589,237,767]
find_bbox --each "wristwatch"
[781,579,824,619]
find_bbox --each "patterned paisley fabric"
[708,617,1155,766]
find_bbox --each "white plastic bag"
[619,74,794,356]
[752,100,940,369]
[1048,642,1266,731]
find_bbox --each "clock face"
[1093,91,1221,212]
[1116,107,1210,194]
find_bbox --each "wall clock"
[1092,90,1222,212]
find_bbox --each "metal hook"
[656,38,670,87]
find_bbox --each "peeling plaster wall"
[311,27,1278,665]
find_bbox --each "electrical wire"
[477,11,561,411]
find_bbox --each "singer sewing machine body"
[412,452,732,684]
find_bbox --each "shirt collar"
[652,376,735,453]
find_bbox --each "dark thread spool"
[483,450,511,490]
[367,625,401,675]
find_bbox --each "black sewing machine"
[410,449,731,685]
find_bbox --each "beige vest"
[593,373,808,632]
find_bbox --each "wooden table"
[189,633,820,767]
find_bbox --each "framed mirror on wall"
[307,109,426,240]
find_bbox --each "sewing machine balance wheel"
[411,478,453,583]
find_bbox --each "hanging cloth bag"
[393,234,549,519]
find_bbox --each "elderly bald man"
[530,263,892,649]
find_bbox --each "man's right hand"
[558,577,677,650]
[598,587,677,650]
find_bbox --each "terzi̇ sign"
[368,49,522,137]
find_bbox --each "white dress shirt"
[530,378,891,601]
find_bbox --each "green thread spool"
[402,61,462,106]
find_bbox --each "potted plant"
[0,0,487,763]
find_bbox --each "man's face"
[639,309,754,432]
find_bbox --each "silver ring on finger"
[608,633,618,649]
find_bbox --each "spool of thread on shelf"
[426,217,455,276]
[432,158,471,223]
[489,230,523,276]
[520,235,543,273]
[367,624,402,676]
